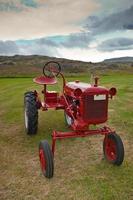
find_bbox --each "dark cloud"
[0,0,38,12]
[85,5,133,34]
[36,38,58,47]
[97,38,133,52]
[0,39,59,57]
[0,1,22,12]
[0,40,19,55]
[123,24,133,30]
[18,42,59,57]
[34,32,92,49]
[20,0,38,8]
[61,32,92,48]
[96,0,133,13]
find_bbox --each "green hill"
[103,57,133,63]
[0,55,133,77]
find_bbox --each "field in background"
[0,73,133,200]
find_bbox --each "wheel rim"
[105,137,117,161]
[24,109,28,129]
[65,113,73,126]
[39,148,46,173]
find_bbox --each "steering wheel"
[43,61,61,78]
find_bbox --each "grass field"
[0,73,133,200]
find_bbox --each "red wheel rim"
[105,137,117,161]
[39,148,46,173]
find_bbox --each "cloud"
[85,5,133,34]
[95,0,133,13]
[0,0,39,12]
[97,38,133,52]
[0,1,22,12]
[60,32,92,48]
[17,40,60,57]
[0,40,19,55]
[13,31,92,56]
[20,0,38,8]
[0,0,98,40]
[16,37,60,56]
[36,38,58,47]
[18,32,93,49]
[0,1,132,60]
[123,24,133,30]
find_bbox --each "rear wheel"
[24,91,38,135]
[39,140,54,178]
[103,133,124,166]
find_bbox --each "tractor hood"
[64,81,109,98]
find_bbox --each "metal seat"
[33,76,57,85]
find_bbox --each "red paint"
[33,61,117,157]
[39,148,46,173]
[33,76,57,85]
[51,126,113,155]
[104,137,117,161]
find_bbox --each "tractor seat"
[33,76,57,85]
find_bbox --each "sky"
[0,0,133,62]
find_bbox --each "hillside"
[0,55,133,77]
[103,57,133,63]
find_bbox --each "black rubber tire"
[24,91,38,135]
[103,133,124,166]
[39,140,54,178]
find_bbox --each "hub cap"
[105,138,117,161]
[39,148,46,173]
[24,110,28,129]
[65,113,73,126]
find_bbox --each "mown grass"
[0,73,133,200]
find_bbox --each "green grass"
[0,73,133,200]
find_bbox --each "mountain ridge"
[0,55,133,77]
[103,57,133,63]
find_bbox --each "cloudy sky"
[0,0,133,62]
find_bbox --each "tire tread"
[24,91,38,135]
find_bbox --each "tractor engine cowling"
[82,87,108,124]
[64,81,110,126]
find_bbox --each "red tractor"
[24,61,124,178]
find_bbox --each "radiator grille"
[83,95,107,121]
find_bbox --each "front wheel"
[64,111,73,127]
[103,133,124,166]
[39,140,54,178]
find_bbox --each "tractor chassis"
[51,126,114,156]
